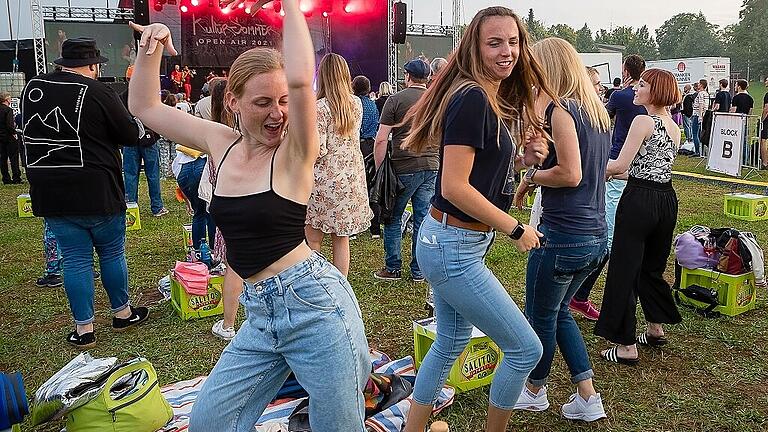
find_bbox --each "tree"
[549,23,577,46]
[524,8,551,42]
[575,24,597,53]
[725,0,768,79]
[655,12,724,59]
[595,25,658,60]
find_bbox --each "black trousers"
[595,177,682,346]
[0,137,21,183]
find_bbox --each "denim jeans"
[411,214,543,410]
[123,143,165,214]
[682,115,692,142]
[691,115,702,155]
[177,158,215,249]
[45,214,130,325]
[383,170,437,277]
[573,177,625,301]
[525,224,607,386]
[189,252,369,432]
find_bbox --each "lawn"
[1,175,767,432]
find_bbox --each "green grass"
[748,82,766,120]
[2,177,768,432]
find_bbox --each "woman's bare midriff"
[243,241,314,284]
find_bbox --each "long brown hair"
[209,78,231,126]
[402,7,555,152]
[316,53,357,138]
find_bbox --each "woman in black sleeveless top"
[127,1,370,430]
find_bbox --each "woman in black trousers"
[595,68,683,365]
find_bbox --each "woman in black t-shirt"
[400,7,554,432]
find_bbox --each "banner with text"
[707,113,746,177]
[181,10,281,67]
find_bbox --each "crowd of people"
[9,0,767,430]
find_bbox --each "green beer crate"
[170,274,224,320]
[413,317,502,393]
[678,267,757,317]
[723,193,768,222]
[17,193,33,218]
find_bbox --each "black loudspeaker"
[393,2,407,44]
[133,0,150,25]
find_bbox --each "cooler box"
[182,224,193,250]
[170,274,224,320]
[125,202,141,231]
[17,194,33,218]
[678,267,757,317]
[413,317,502,393]
[723,193,768,222]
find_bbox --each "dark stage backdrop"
[329,6,388,89]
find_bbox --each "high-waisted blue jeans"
[189,252,370,432]
[411,213,543,410]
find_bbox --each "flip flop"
[637,332,667,347]
[600,346,639,366]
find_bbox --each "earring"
[233,112,241,134]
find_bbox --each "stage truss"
[387,0,462,85]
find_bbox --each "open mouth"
[264,122,283,133]
[496,60,513,68]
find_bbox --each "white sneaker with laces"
[211,319,236,341]
[561,392,607,422]
[513,385,550,411]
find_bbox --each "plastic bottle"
[187,246,198,263]
[199,239,212,268]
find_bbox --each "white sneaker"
[561,392,607,422]
[211,319,236,341]
[513,385,550,411]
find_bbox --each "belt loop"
[242,281,251,301]
[275,276,284,296]
[440,209,448,228]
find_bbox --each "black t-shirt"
[432,87,517,222]
[764,93,768,123]
[21,71,139,216]
[731,93,754,115]
[714,90,732,112]
[603,87,618,102]
[682,93,696,117]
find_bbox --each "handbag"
[369,149,404,224]
[65,359,172,432]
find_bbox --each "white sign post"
[707,113,746,178]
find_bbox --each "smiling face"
[228,70,288,147]
[479,15,519,82]
[633,79,650,106]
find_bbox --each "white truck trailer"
[579,52,623,87]
[646,57,731,94]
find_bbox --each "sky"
[409,0,741,34]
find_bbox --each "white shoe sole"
[513,401,550,412]
[561,408,607,422]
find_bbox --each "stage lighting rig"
[179,0,190,12]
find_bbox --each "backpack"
[713,228,752,275]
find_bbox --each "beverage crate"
[170,274,224,320]
[723,193,768,222]
[125,202,141,231]
[17,194,33,218]
[678,267,757,317]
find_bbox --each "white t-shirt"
[175,102,192,114]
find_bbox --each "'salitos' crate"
[182,224,193,250]
[170,274,224,320]
[724,193,768,222]
[678,267,757,317]
[414,317,502,393]
[17,194,33,218]
[125,202,141,231]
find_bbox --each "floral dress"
[306,97,373,236]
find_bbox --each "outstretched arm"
[127,22,234,155]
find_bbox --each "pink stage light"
[299,0,312,13]
[238,2,244,8]
[180,5,188,12]
[244,6,251,13]
[322,11,329,17]
[190,0,198,6]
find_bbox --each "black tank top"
[208,139,307,279]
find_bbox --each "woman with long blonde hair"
[402,7,554,432]
[375,81,393,114]
[127,1,370,430]
[511,37,610,422]
[305,53,372,276]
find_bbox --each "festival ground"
[1,162,767,431]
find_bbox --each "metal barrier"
[699,112,763,178]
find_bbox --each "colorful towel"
[158,351,454,432]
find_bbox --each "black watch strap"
[509,222,525,240]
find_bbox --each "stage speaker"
[134,0,150,25]
[393,1,407,44]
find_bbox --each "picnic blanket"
[158,351,455,432]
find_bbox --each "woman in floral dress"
[305,53,372,276]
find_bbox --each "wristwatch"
[509,221,525,240]
[524,168,538,185]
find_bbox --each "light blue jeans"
[411,213,543,410]
[189,252,370,432]
[123,143,165,214]
[691,115,702,155]
[605,178,626,250]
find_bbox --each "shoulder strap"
[269,148,279,189]
[213,136,242,191]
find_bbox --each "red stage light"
[322,11,329,17]
[180,5,188,12]
[245,6,251,13]
[342,1,353,13]
[221,6,230,13]
[273,0,282,13]
[153,1,163,11]
[280,9,285,16]
[238,2,244,7]
[190,0,198,6]
[299,0,312,13]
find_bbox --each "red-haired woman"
[595,68,683,365]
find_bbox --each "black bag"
[674,283,721,318]
[369,151,404,224]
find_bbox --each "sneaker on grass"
[112,306,150,332]
[561,392,607,422]
[36,274,62,287]
[513,385,550,411]
[212,319,236,341]
[373,268,401,281]
[66,331,96,349]
[153,208,170,217]
[569,298,600,321]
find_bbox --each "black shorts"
[762,120,768,140]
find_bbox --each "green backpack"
[65,359,172,432]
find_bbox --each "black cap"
[54,38,109,67]
[403,59,430,80]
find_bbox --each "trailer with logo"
[579,52,623,87]
[646,57,730,95]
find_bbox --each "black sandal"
[637,332,667,347]
[600,346,639,366]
